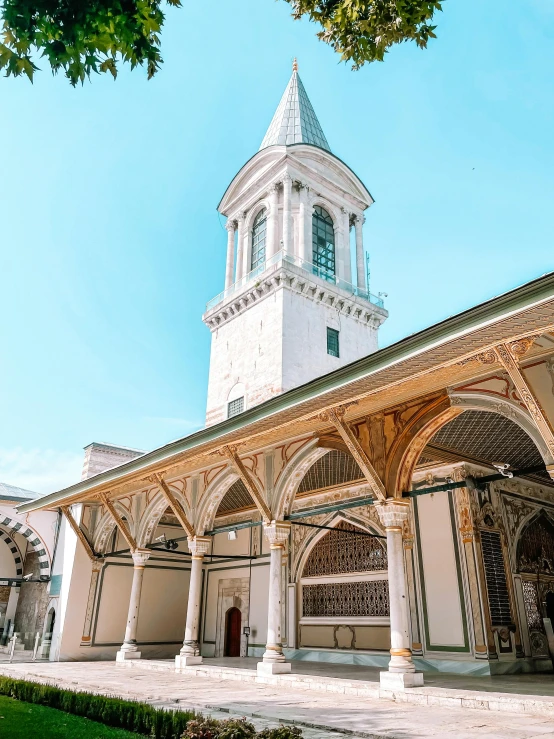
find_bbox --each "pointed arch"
[292,511,385,581]
[448,392,554,469]
[0,517,50,575]
[514,508,554,574]
[273,440,327,521]
[195,468,241,535]
[136,486,192,548]
[93,503,135,554]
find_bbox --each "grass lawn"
[0,694,144,738]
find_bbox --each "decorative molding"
[221,445,272,523]
[263,520,291,547]
[203,261,386,331]
[320,406,386,501]
[99,492,137,552]
[151,473,195,538]
[494,343,554,470]
[188,535,211,558]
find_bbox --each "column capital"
[187,535,211,557]
[374,499,410,529]
[131,549,151,567]
[269,182,280,194]
[282,173,292,185]
[225,219,236,232]
[263,520,291,547]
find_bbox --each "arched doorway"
[517,513,554,660]
[224,607,241,657]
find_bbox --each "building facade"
[4,65,554,686]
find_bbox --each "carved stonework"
[375,500,410,529]
[502,496,535,542]
[456,486,475,542]
[302,580,389,618]
[303,521,387,576]
[188,536,212,557]
[264,521,291,547]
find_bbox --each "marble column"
[375,500,423,688]
[267,184,280,258]
[298,185,310,263]
[116,549,150,662]
[225,221,236,289]
[282,174,292,256]
[354,215,366,291]
[235,214,246,280]
[341,209,352,283]
[175,536,211,668]
[258,520,291,675]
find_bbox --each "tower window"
[312,206,335,280]
[327,327,339,358]
[228,396,245,418]
[251,208,267,271]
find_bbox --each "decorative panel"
[480,530,512,627]
[298,451,363,494]
[522,579,544,632]
[518,514,554,575]
[303,522,387,576]
[303,580,389,618]
[432,410,546,474]
[217,479,252,515]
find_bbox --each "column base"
[257,661,291,675]
[380,671,424,690]
[175,654,203,668]
[116,649,141,662]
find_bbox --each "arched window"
[312,206,335,280]
[251,208,267,271]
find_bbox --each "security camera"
[493,463,513,478]
[22,574,33,581]
[155,534,167,543]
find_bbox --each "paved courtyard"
[1,660,554,738]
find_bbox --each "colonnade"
[115,499,422,687]
[223,178,367,292]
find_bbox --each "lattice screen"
[217,479,253,515]
[303,522,387,576]
[298,450,363,494]
[481,530,512,626]
[303,580,389,617]
[432,410,544,471]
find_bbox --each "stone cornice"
[203,262,388,332]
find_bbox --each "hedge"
[0,676,196,738]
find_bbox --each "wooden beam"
[322,407,387,501]
[495,342,554,478]
[60,505,97,561]
[99,492,137,551]
[152,474,195,538]
[222,445,272,523]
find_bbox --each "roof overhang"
[18,271,554,514]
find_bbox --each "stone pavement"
[1,660,554,738]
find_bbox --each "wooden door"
[224,607,241,657]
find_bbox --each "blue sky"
[1,0,553,493]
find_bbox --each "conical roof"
[259,61,331,152]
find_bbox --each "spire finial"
[292,57,298,72]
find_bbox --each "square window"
[327,328,339,358]
[228,396,245,418]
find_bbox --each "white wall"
[416,492,466,650]
[281,288,378,393]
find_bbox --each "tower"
[203,61,388,426]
